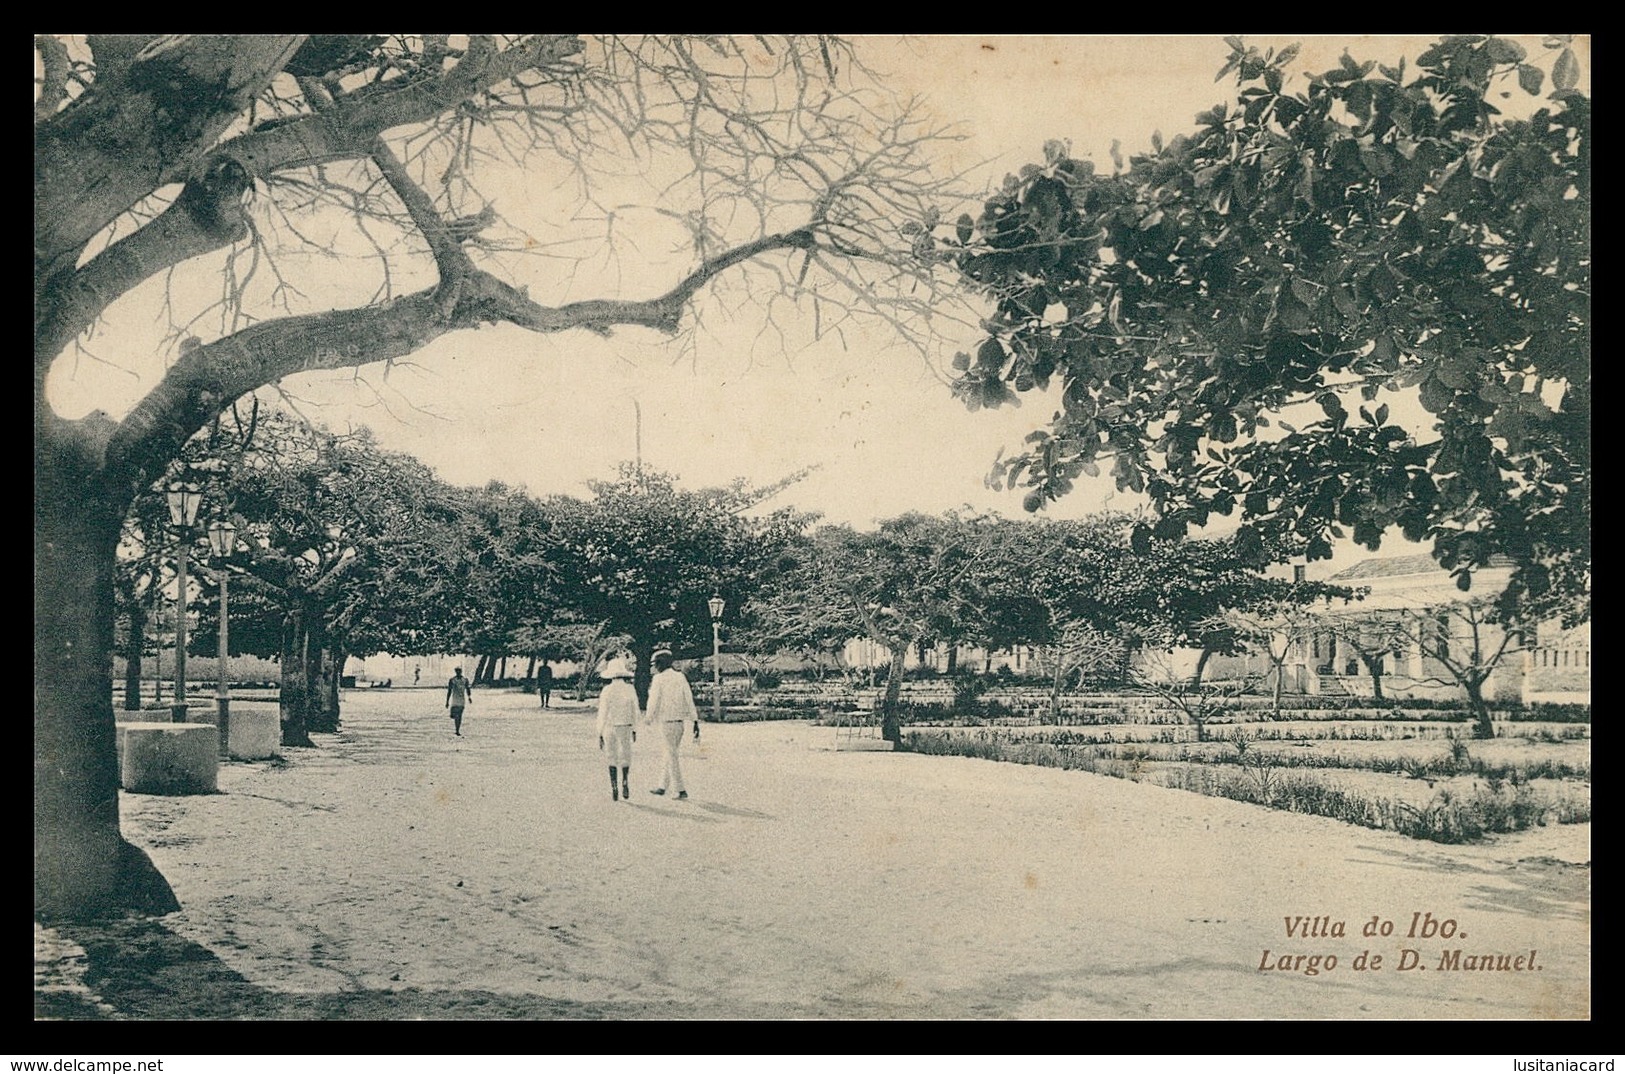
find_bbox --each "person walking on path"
[595,658,638,801]
[646,646,700,799]
[445,667,472,736]
[537,661,554,710]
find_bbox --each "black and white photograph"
[34,34,1590,1021]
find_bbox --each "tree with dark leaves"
[938,35,1588,633]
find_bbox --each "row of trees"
[740,511,1358,740]
[131,413,1367,747]
[123,410,811,741]
[138,402,1552,752]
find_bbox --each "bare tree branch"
[102,221,821,491]
[35,36,308,287]
[35,158,255,369]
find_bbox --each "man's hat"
[602,658,634,679]
[652,644,674,659]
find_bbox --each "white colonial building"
[1262,553,1589,705]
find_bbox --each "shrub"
[707,705,813,724]
[952,672,991,710]
[900,730,1589,844]
[1516,726,1590,744]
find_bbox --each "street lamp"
[164,482,202,723]
[708,593,725,724]
[207,518,236,757]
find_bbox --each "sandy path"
[79,689,1589,1019]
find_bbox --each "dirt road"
[36,689,1591,1019]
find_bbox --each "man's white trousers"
[657,720,686,794]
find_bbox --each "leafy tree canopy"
[544,465,813,692]
[935,35,1589,627]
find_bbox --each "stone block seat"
[223,706,280,760]
[190,704,282,760]
[119,723,218,795]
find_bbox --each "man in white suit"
[596,658,639,802]
[645,646,700,800]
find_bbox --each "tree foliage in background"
[979,513,1355,709]
[451,482,561,685]
[1102,528,1357,676]
[776,512,994,741]
[211,412,467,743]
[938,35,1589,628]
[735,536,868,684]
[545,466,812,705]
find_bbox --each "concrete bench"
[190,705,282,760]
[120,723,218,795]
[224,706,280,760]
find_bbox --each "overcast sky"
[46,35,1582,572]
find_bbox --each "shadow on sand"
[1351,842,1591,922]
[35,917,671,1021]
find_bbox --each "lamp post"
[207,518,236,757]
[708,593,725,724]
[164,482,202,723]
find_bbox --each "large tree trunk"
[1272,658,1286,719]
[1189,645,1214,689]
[880,645,907,744]
[328,649,344,721]
[305,639,342,734]
[279,607,313,747]
[35,428,178,920]
[946,645,958,675]
[1466,677,1494,740]
[301,631,324,733]
[150,584,166,705]
[632,636,655,711]
[1050,660,1066,724]
[121,597,145,712]
[1364,655,1386,703]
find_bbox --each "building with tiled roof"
[1266,553,1589,706]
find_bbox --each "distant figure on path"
[596,658,638,801]
[646,646,700,800]
[414,664,421,686]
[445,667,472,736]
[537,662,554,709]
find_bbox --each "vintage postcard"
[34,34,1589,1023]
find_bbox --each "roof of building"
[1328,553,1514,582]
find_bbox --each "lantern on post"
[164,483,202,723]
[207,518,236,755]
[707,593,725,724]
